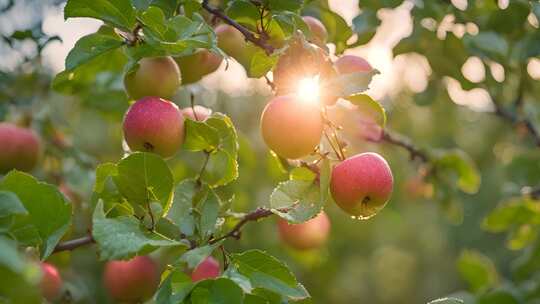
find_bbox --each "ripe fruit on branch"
[181,105,212,121]
[191,256,221,282]
[302,16,328,48]
[123,97,184,158]
[260,95,323,159]
[175,50,222,84]
[104,256,160,303]
[124,56,181,100]
[330,152,393,218]
[277,211,330,250]
[40,262,62,301]
[334,55,373,75]
[215,24,253,66]
[0,123,41,174]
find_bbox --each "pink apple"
[191,256,221,282]
[302,16,328,47]
[123,97,185,158]
[124,56,181,100]
[40,262,62,301]
[0,123,41,173]
[330,152,393,218]
[277,211,330,250]
[260,95,323,159]
[104,256,160,303]
[181,105,212,121]
[334,55,373,75]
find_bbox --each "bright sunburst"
[296,76,320,104]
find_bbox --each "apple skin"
[330,152,393,218]
[123,97,185,158]
[40,262,62,301]
[181,106,212,121]
[302,16,328,47]
[0,123,41,174]
[124,56,181,100]
[175,50,222,84]
[191,256,221,282]
[334,55,373,75]
[277,211,330,250]
[104,256,160,303]
[260,95,323,159]
[215,24,246,61]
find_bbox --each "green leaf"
[184,119,220,152]
[231,250,309,300]
[0,191,27,218]
[113,152,174,208]
[205,113,239,156]
[270,180,321,223]
[482,198,540,233]
[346,94,386,128]
[457,250,498,293]
[249,49,279,78]
[324,69,379,98]
[226,0,260,31]
[289,167,316,182]
[303,5,352,53]
[434,150,480,194]
[65,33,124,71]
[156,269,194,304]
[202,150,238,187]
[190,278,244,303]
[1,171,72,259]
[198,188,221,239]
[427,298,464,304]
[476,287,520,304]
[268,0,303,12]
[94,162,118,193]
[351,10,379,45]
[166,179,198,236]
[178,242,222,269]
[92,201,186,260]
[319,158,330,205]
[64,0,136,30]
[463,32,508,62]
[507,225,537,251]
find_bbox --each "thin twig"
[382,130,429,163]
[209,207,274,244]
[492,100,540,147]
[201,0,274,55]
[53,235,94,253]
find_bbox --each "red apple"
[277,211,330,250]
[123,97,185,158]
[191,256,220,282]
[40,262,62,301]
[124,56,181,100]
[302,16,328,47]
[260,95,323,159]
[181,105,212,121]
[174,49,222,84]
[104,256,160,303]
[0,123,41,173]
[334,55,373,75]
[330,152,393,218]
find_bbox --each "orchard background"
[1,0,540,303]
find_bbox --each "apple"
[175,49,223,84]
[260,95,323,159]
[104,256,160,303]
[181,105,212,121]
[191,256,221,282]
[302,16,328,47]
[124,56,181,100]
[334,55,373,75]
[330,152,393,218]
[40,262,62,301]
[123,97,185,158]
[215,24,246,61]
[277,211,330,250]
[0,123,41,174]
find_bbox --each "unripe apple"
[0,123,41,174]
[330,152,393,218]
[215,24,246,61]
[260,95,323,159]
[104,256,160,303]
[174,49,222,84]
[124,56,181,100]
[181,105,212,121]
[277,211,330,250]
[334,55,373,75]
[123,97,185,158]
[302,16,328,47]
[40,262,62,301]
[191,256,220,282]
